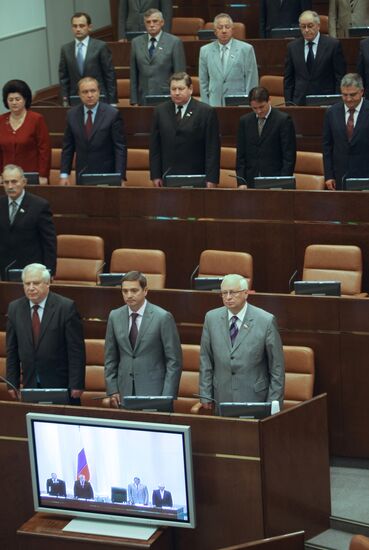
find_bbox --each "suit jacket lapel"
[84,39,95,74]
[298,39,310,78]
[21,298,33,347]
[88,103,104,141]
[224,40,237,78]
[36,293,56,348]
[212,41,223,76]
[220,308,232,351]
[181,97,196,126]
[232,306,254,353]
[351,101,369,144]
[11,193,29,227]
[135,302,154,349]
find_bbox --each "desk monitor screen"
[254,176,296,190]
[294,280,341,296]
[224,95,249,106]
[349,26,369,37]
[145,94,170,106]
[219,402,272,419]
[26,413,196,538]
[99,273,125,287]
[21,389,70,405]
[24,172,39,185]
[197,29,216,40]
[305,94,342,106]
[121,396,174,413]
[7,268,23,282]
[193,277,223,291]
[164,174,206,188]
[270,27,300,38]
[80,173,121,186]
[126,31,147,40]
[344,178,369,191]
[69,94,106,106]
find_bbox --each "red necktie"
[32,305,41,345]
[85,109,93,138]
[346,108,355,141]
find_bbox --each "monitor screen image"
[26,413,196,537]
[254,176,296,190]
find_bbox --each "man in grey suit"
[329,0,369,38]
[104,271,182,407]
[130,9,186,105]
[128,477,149,505]
[199,13,258,107]
[59,12,117,105]
[199,274,285,413]
[118,0,172,40]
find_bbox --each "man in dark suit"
[6,263,86,404]
[104,271,182,407]
[150,72,220,188]
[46,473,67,497]
[119,0,172,40]
[152,484,173,507]
[74,475,94,499]
[0,165,56,279]
[357,38,369,99]
[130,9,186,105]
[199,274,285,414]
[236,86,296,188]
[260,0,312,38]
[323,73,369,190]
[60,77,126,185]
[284,10,346,105]
[59,12,117,105]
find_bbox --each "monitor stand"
[63,518,157,539]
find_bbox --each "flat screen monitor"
[294,280,341,296]
[219,402,272,419]
[254,176,296,190]
[79,173,121,186]
[126,31,147,40]
[348,26,369,37]
[99,273,125,287]
[121,396,174,413]
[193,277,223,291]
[197,29,216,40]
[24,172,39,185]
[164,174,206,188]
[344,178,369,191]
[224,95,249,107]
[305,94,341,106]
[270,27,300,38]
[21,389,70,405]
[145,94,170,106]
[26,413,196,539]
[69,94,106,106]
[7,268,23,282]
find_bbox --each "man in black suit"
[60,77,126,185]
[6,263,86,404]
[323,73,369,190]
[59,12,117,105]
[149,72,220,188]
[119,0,172,40]
[357,38,369,100]
[260,0,312,38]
[74,474,94,499]
[236,87,296,188]
[0,165,56,279]
[46,473,67,497]
[152,484,173,507]
[284,10,346,105]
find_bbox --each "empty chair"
[198,250,253,289]
[54,235,105,285]
[81,339,106,407]
[294,151,325,190]
[302,244,366,297]
[350,535,369,550]
[117,78,130,107]
[125,148,153,187]
[283,346,315,409]
[174,344,200,413]
[204,21,246,40]
[49,148,76,185]
[110,248,166,289]
[172,17,205,40]
[260,75,284,106]
[219,147,237,188]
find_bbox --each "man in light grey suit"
[118,0,172,40]
[199,274,284,412]
[104,271,182,407]
[199,13,258,107]
[128,477,149,505]
[130,9,186,105]
[329,0,369,38]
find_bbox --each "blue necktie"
[77,42,84,75]
[229,316,239,346]
[149,37,156,58]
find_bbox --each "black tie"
[176,105,183,124]
[129,313,139,349]
[149,37,156,58]
[306,41,314,74]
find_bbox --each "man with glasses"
[199,274,285,413]
[323,73,369,190]
[284,10,346,105]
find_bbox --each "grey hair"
[22,264,51,283]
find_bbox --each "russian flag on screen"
[77,448,90,480]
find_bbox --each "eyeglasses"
[220,290,246,297]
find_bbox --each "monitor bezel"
[270,27,300,38]
[219,402,272,419]
[294,280,341,296]
[21,389,70,404]
[121,396,174,413]
[305,94,342,106]
[79,173,122,187]
[24,172,40,185]
[145,94,171,106]
[164,174,206,188]
[193,277,223,291]
[344,178,369,191]
[253,176,296,190]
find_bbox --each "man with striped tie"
[329,0,369,38]
[199,274,285,413]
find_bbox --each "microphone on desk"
[189,264,200,288]
[288,269,298,292]
[0,375,21,401]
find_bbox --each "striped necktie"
[229,316,239,346]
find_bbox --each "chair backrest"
[303,244,364,296]
[110,248,166,289]
[50,148,76,185]
[204,21,246,40]
[172,17,204,40]
[198,250,253,289]
[55,235,105,285]
[294,151,325,190]
[81,339,106,407]
[117,78,130,107]
[191,76,200,99]
[259,75,284,106]
[219,147,237,188]
[125,148,153,187]
[350,535,369,550]
[0,332,11,401]
[319,15,329,35]
[175,344,200,413]
[283,346,315,409]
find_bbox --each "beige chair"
[191,76,201,100]
[125,149,153,187]
[198,250,253,289]
[260,75,284,106]
[294,151,325,190]
[81,339,106,407]
[319,15,329,35]
[172,17,205,40]
[54,234,105,285]
[49,148,76,185]
[302,244,367,297]
[117,78,130,107]
[283,346,315,409]
[110,248,166,289]
[219,147,237,188]
[174,344,200,413]
[204,21,246,40]
[350,535,369,550]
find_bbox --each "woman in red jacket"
[0,80,51,183]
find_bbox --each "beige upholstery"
[0,332,12,401]
[175,344,200,413]
[350,536,369,550]
[219,147,237,188]
[191,76,200,100]
[260,75,284,106]
[81,339,106,407]
[294,151,325,190]
[302,244,366,297]
[283,346,315,409]
[117,78,130,107]
[204,21,246,40]
[320,15,329,35]
[125,148,153,187]
[49,148,76,185]
[110,248,166,289]
[198,250,253,289]
[54,234,105,285]
[172,17,204,40]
